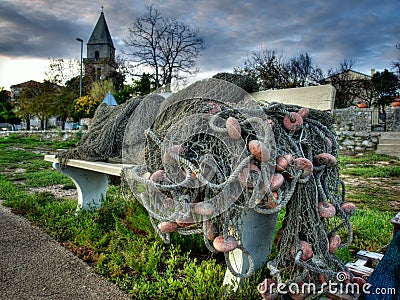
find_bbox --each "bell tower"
[84,7,116,80]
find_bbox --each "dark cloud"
[0,2,91,58]
[1,0,399,78]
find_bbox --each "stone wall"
[334,107,372,132]
[333,106,400,153]
[333,107,376,152]
[334,106,400,132]
[0,130,82,142]
[335,130,381,152]
[386,107,400,132]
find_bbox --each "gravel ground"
[0,201,132,300]
[27,184,78,199]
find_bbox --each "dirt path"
[0,201,132,300]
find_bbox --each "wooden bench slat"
[353,258,368,266]
[345,250,384,279]
[44,154,126,176]
[356,250,384,261]
[345,262,374,277]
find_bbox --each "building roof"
[325,69,371,81]
[10,80,40,90]
[87,12,114,48]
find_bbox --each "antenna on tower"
[101,5,104,13]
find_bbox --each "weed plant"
[0,135,398,299]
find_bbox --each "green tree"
[114,84,135,104]
[90,79,115,103]
[114,73,157,103]
[15,83,39,130]
[0,88,20,130]
[371,69,399,111]
[30,80,60,130]
[53,76,82,129]
[46,59,89,128]
[132,73,155,96]
[15,81,61,130]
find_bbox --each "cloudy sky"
[0,0,399,90]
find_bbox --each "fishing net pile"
[121,78,362,298]
[57,96,144,168]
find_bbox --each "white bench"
[44,154,129,210]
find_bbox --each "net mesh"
[123,80,276,251]
[122,79,355,297]
[57,96,144,167]
[57,78,356,298]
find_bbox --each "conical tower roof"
[87,11,114,48]
[102,91,118,106]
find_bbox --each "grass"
[339,153,400,177]
[0,135,398,299]
[338,152,400,212]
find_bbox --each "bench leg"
[223,209,278,290]
[52,162,109,210]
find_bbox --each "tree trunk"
[61,117,67,130]
[25,116,30,131]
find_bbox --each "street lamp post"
[76,38,83,98]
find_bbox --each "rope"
[224,246,255,279]
[56,78,355,290]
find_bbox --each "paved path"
[0,202,132,300]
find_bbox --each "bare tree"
[235,49,287,89]
[45,58,80,86]
[326,59,372,109]
[288,53,324,87]
[124,5,204,88]
[392,43,400,79]
[235,49,323,90]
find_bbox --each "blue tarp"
[102,91,118,106]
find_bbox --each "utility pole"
[76,38,83,98]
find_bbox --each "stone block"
[354,131,370,138]
[343,131,355,137]
[342,139,355,146]
[362,140,373,147]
